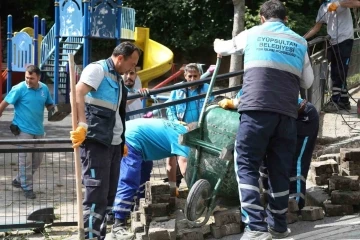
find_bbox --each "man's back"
[125,118,189,160]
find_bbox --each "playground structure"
[1,0,173,103]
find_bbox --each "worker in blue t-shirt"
[112,118,196,239]
[0,65,54,200]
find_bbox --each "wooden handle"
[69,53,85,239]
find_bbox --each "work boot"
[111,222,134,240]
[338,101,351,110]
[323,100,340,113]
[107,212,115,225]
[268,227,291,239]
[240,228,272,240]
[12,179,21,188]
[23,190,36,199]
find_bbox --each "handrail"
[307,35,330,47]
[40,24,56,67]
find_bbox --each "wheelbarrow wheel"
[185,179,211,222]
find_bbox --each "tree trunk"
[228,0,245,97]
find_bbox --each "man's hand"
[206,65,216,73]
[138,88,150,97]
[218,99,235,109]
[123,145,128,157]
[178,121,187,126]
[328,1,340,12]
[70,122,88,148]
[143,112,153,118]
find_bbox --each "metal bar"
[116,0,122,45]
[41,18,46,36]
[83,0,90,67]
[127,85,242,116]
[183,138,222,155]
[54,0,60,103]
[0,138,70,145]
[7,15,12,93]
[127,70,244,100]
[33,15,39,66]
[152,68,184,89]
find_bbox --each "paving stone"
[286,212,298,224]
[148,219,176,240]
[301,206,324,221]
[305,186,330,208]
[135,232,149,240]
[210,223,242,239]
[146,193,171,204]
[288,199,299,213]
[178,188,189,199]
[140,202,170,217]
[329,175,360,192]
[311,159,339,176]
[177,228,204,240]
[131,220,144,233]
[340,148,360,162]
[213,208,241,227]
[132,211,141,222]
[331,190,360,205]
[317,153,340,163]
[145,181,170,196]
[311,172,330,185]
[169,197,176,211]
[323,200,354,216]
[341,167,360,176]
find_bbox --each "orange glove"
[328,1,340,12]
[218,99,235,109]
[123,145,128,157]
[70,122,88,148]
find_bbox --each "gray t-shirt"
[80,63,123,145]
[316,0,354,45]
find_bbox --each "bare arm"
[75,82,93,123]
[304,22,323,39]
[0,100,9,117]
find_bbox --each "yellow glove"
[70,122,88,148]
[328,1,339,12]
[218,99,235,109]
[123,145,128,157]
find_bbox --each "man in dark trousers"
[70,42,140,240]
[214,0,314,239]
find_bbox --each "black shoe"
[107,212,115,225]
[23,190,36,199]
[12,179,21,188]
[338,101,351,110]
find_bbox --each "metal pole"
[83,0,90,68]
[33,15,39,66]
[54,0,60,104]
[116,0,122,45]
[40,18,46,66]
[6,15,12,93]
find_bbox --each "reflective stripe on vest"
[85,95,118,111]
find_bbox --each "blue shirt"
[125,118,190,161]
[5,81,53,135]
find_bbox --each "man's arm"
[339,0,360,8]
[75,82,93,123]
[0,100,9,117]
[300,53,314,90]
[214,30,248,56]
[304,22,323,39]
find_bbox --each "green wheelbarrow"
[179,105,240,227]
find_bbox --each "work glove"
[218,99,235,109]
[138,88,150,97]
[123,144,128,157]
[70,122,88,148]
[328,1,340,12]
[206,65,216,73]
[143,112,153,118]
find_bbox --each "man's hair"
[25,65,41,76]
[184,63,202,75]
[112,41,142,59]
[259,0,287,21]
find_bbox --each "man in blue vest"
[70,42,141,240]
[214,0,314,239]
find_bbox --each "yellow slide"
[134,27,174,88]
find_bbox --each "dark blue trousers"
[80,140,122,240]
[289,103,319,209]
[235,111,296,233]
